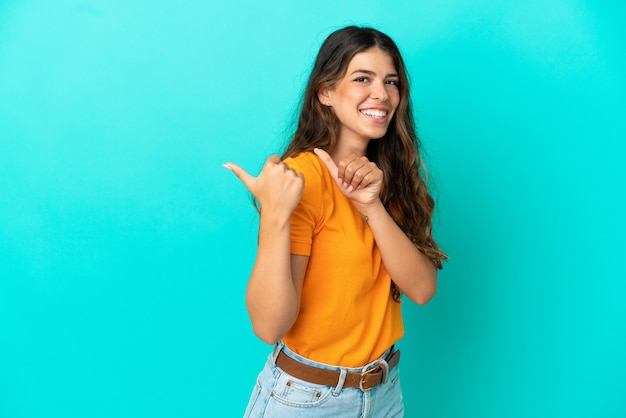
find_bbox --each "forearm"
[360,200,438,305]
[246,213,299,344]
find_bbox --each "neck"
[330,137,370,164]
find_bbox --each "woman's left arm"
[314,148,437,305]
[358,200,437,305]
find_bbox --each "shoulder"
[284,152,334,213]
[284,152,327,185]
[284,151,322,173]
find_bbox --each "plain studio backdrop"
[1,1,624,417]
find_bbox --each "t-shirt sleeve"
[284,154,323,256]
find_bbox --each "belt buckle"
[359,361,389,392]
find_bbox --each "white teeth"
[361,109,387,118]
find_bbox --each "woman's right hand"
[223,155,304,218]
[225,156,306,343]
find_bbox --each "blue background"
[1,1,624,417]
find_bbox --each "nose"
[370,81,389,102]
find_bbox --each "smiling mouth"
[360,109,387,120]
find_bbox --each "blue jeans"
[244,342,404,417]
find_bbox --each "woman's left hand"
[314,148,383,210]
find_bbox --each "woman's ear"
[317,87,332,107]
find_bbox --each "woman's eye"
[354,77,369,82]
[386,79,399,86]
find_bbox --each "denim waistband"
[271,341,393,373]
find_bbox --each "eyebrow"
[350,69,399,78]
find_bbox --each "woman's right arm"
[223,156,308,344]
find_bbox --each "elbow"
[251,323,283,346]
[413,267,438,305]
[406,279,437,305]
[248,309,297,345]
[246,295,300,345]
[413,288,436,305]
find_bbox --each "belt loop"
[332,368,347,396]
[270,341,285,366]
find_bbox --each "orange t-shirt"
[282,151,404,367]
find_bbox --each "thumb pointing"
[223,162,256,191]
[313,148,338,178]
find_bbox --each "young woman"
[224,25,446,417]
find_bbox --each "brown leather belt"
[275,348,400,392]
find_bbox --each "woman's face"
[319,47,400,147]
